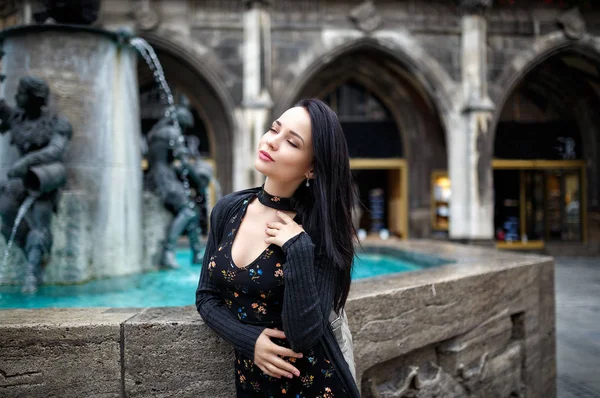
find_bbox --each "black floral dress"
[208,196,346,397]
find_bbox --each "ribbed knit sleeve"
[281,232,338,353]
[195,199,265,359]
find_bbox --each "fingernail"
[287,374,293,379]
[294,371,300,377]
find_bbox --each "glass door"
[544,170,582,241]
[562,171,582,241]
[545,171,562,240]
[523,171,545,241]
[492,160,587,248]
[494,170,521,242]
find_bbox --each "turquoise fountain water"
[0,250,431,309]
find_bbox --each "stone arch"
[272,35,457,143]
[273,37,452,237]
[490,32,600,144]
[137,31,238,192]
[489,32,600,234]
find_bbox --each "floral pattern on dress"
[211,195,347,397]
[274,262,285,286]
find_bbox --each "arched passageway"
[281,46,447,238]
[492,50,600,247]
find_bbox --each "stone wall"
[0,241,556,397]
[96,0,600,244]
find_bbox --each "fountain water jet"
[0,195,36,282]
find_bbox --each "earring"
[305,178,310,187]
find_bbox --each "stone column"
[242,0,273,189]
[449,0,495,241]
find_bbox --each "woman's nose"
[266,136,278,150]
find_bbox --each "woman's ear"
[306,168,315,180]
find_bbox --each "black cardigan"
[195,187,360,397]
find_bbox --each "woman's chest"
[231,215,272,268]
[209,242,286,297]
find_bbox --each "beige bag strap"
[329,309,357,382]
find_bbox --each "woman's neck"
[263,178,298,199]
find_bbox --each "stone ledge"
[0,241,556,398]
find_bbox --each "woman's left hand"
[265,211,304,248]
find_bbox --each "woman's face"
[255,106,314,184]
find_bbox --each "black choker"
[258,187,295,211]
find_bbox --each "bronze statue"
[0,76,72,292]
[145,106,209,269]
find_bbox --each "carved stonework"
[363,313,526,398]
[459,0,492,14]
[131,0,160,31]
[558,7,586,40]
[349,1,383,33]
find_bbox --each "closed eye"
[287,140,298,148]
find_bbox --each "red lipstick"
[259,150,274,162]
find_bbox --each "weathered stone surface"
[349,265,533,375]
[0,308,139,398]
[0,241,556,398]
[122,306,235,398]
[437,315,514,375]
[365,345,469,398]
[0,191,91,285]
[44,191,92,284]
[469,341,524,397]
[359,311,525,397]
[141,191,172,271]
[350,240,555,397]
[538,260,557,398]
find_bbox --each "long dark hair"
[293,99,356,313]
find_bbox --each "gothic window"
[323,81,403,158]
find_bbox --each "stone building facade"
[4,0,599,250]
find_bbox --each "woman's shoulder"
[211,187,261,219]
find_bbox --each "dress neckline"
[229,195,294,270]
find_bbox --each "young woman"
[196,99,360,397]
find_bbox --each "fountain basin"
[0,25,144,283]
[0,241,556,397]
[0,246,450,308]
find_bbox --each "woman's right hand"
[254,328,303,379]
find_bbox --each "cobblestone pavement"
[555,257,600,398]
